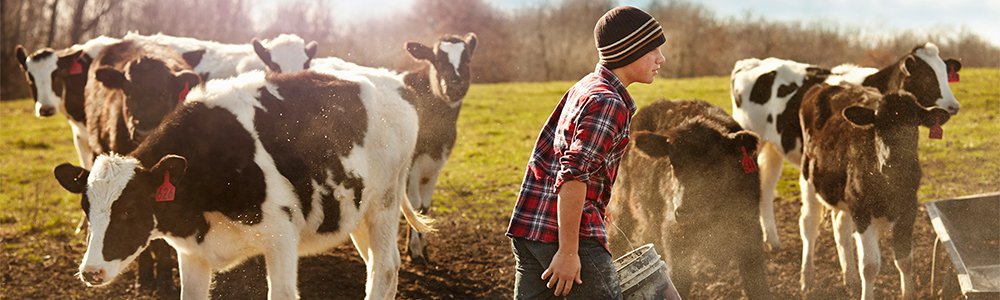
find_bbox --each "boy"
[507,6,666,299]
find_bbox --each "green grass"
[1,69,997,245]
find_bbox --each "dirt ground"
[1,200,969,299]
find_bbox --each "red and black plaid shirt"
[506,64,636,253]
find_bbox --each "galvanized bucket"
[614,244,681,300]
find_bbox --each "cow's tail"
[401,193,435,233]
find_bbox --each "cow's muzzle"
[79,267,108,286]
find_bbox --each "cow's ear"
[634,132,670,158]
[406,42,434,61]
[252,39,273,65]
[95,67,128,89]
[843,106,876,127]
[900,56,915,77]
[54,163,89,194]
[151,155,187,184]
[945,58,962,73]
[729,130,759,154]
[56,50,83,70]
[174,70,202,89]
[464,32,478,56]
[181,49,206,68]
[920,107,951,128]
[15,45,27,70]
[304,41,319,59]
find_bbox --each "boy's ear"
[634,131,670,158]
[843,106,876,127]
[406,42,434,61]
[54,163,89,194]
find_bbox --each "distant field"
[0,68,997,274]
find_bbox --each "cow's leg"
[360,200,403,300]
[70,121,93,235]
[758,142,783,251]
[737,221,771,300]
[855,225,881,300]
[891,209,917,300]
[136,248,155,290]
[151,239,177,293]
[798,174,823,292]
[263,226,300,300]
[831,209,859,294]
[409,171,440,264]
[177,252,212,300]
[404,168,425,264]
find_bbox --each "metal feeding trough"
[925,192,1000,298]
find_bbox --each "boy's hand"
[542,249,583,296]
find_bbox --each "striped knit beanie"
[594,6,665,69]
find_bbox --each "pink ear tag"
[947,65,959,83]
[69,59,84,75]
[178,82,190,104]
[929,116,943,140]
[741,146,758,174]
[155,171,176,202]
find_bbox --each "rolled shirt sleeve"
[554,93,630,191]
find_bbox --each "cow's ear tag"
[69,59,84,75]
[178,82,190,104]
[947,65,959,83]
[741,146,758,174]
[155,171,176,202]
[929,116,943,140]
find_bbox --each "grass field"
[1,68,997,280]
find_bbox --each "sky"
[252,0,1000,46]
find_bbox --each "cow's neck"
[862,59,908,94]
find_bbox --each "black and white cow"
[608,100,770,299]
[252,34,319,73]
[798,84,950,299]
[54,67,431,299]
[15,36,120,169]
[124,32,316,80]
[290,33,478,263]
[730,42,962,250]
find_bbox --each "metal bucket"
[614,244,681,300]
[925,192,1000,298]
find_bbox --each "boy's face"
[622,46,665,85]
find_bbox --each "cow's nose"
[38,106,56,117]
[81,267,106,285]
[947,105,960,115]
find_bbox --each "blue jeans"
[511,237,622,300]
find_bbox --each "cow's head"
[54,154,187,286]
[252,34,319,73]
[95,57,201,141]
[15,46,89,117]
[843,91,951,130]
[633,120,761,199]
[406,33,478,105]
[896,43,962,115]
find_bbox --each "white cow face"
[15,46,85,117]
[54,154,187,286]
[406,33,478,105]
[252,34,319,73]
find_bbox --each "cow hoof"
[409,253,430,265]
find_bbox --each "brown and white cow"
[608,100,770,299]
[730,42,961,250]
[15,36,120,169]
[798,84,950,299]
[296,33,478,263]
[54,67,431,299]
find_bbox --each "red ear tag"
[741,146,758,174]
[178,82,190,104]
[69,59,84,75]
[948,65,959,83]
[155,171,176,202]
[929,116,943,140]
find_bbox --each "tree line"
[3,0,998,100]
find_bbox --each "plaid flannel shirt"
[506,64,636,253]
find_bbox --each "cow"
[729,42,962,251]
[53,67,431,299]
[124,32,316,80]
[276,33,478,263]
[252,34,319,73]
[607,100,770,299]
[798,84,950,299]
[15,36,120,169]
[83,39,202,292]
